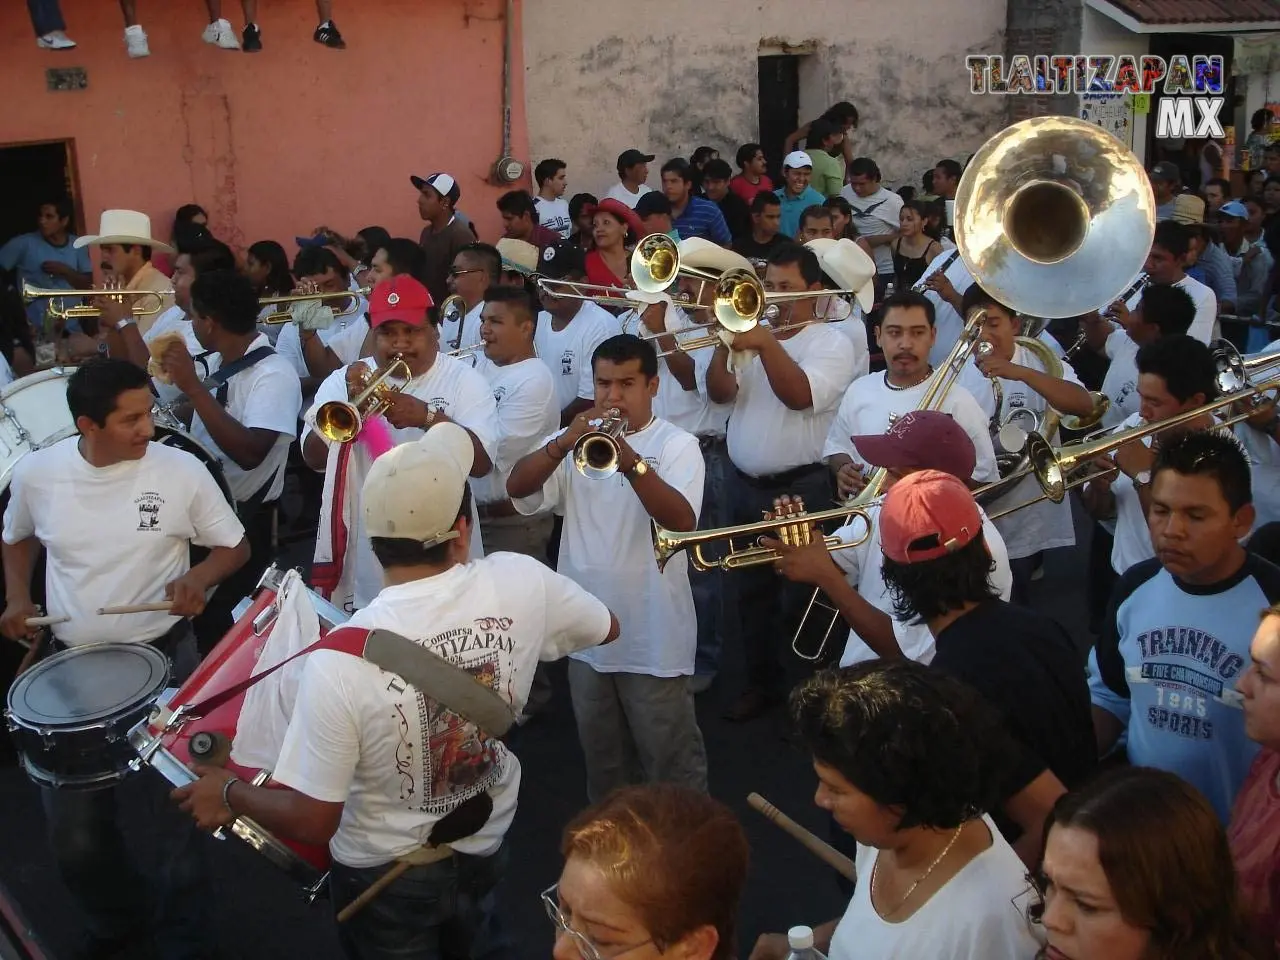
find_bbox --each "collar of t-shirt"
[1168,552,1257,596]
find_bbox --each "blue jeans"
[27,0,66,35]
[328,845,511,960]
[692,439,737,677]
[40,628,212,958]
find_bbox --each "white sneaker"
[201,18,240,50]
[37,31,77,49]
[124,24,150,58]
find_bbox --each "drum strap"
[201,346,276,406]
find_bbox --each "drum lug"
[252,603,279,636]
[4,709,17,734]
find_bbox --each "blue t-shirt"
[672,196,731,246]
[774,186,826,239]
[1090,554,1280,821]
[0,231,91,328]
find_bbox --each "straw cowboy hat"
[74,209,175,253]
[678,237,756,276]
[805,238,876,313]
[496,238,540,276]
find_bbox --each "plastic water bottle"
[785,925,827,960]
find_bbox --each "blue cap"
[1218,200,1249,219]
[295,234,330,248]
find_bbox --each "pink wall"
[1,0,530,257]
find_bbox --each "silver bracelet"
[221,775,241,815]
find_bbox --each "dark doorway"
[0,140,80,249]
[758,55,801,184]
[1143,35,1236,188]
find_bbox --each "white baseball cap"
[363,423,474,546]
[783,151,814,170]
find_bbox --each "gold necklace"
[871,823,965,919]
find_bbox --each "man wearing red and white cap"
[414,172,476,307]
[771,410,1012,667]
[302,276,497,614]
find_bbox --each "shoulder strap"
[202,345,275,406]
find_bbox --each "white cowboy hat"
[74,209,175,253]
[806,238,875,313]
[678,237,755,277]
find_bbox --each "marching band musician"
[823,290,997,502]
[439,242,499,357]
[277,247,368,391]
[706,242,857,722]
[1082,335,1220,578]
[1233,338,1280,528]
[1,359,248,960]
[175,424,620,960]
[954,284,1094,604]
[506,334,709,801]
[321,237,428,369]
[76,209,177,337]
[304,276,496,614]
[1127,221,1218,344]
[157,270,302,648]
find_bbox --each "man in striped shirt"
[661,158,731,246]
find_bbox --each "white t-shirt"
[1108,411,1156,575]
[823,374,999,484]
[1100,327,1140,429]
[2,437,245,646]
[271,554,612,868]
[828,817,1043,960]
[916,247,973,368]
[726,324,857,477]
[276,300,368,379]
[839,186,903,276]
[1127,276,1218,344]
[190,335,302,503]
[512,417,704,676]
[832,504,1012,666]
[955,344,1080,559]
[534,303,623,412]
[304,354,498,609]
[535,196,572,238]
[440,302,484,362]
[824,300,871,379]
[638,307,733,438]
[1237,339,1280,527]
[325,319,371,367]
[471,355,559,505]
[144,305,216,406]
[603,182,653,209]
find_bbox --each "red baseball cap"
[879,469,982,564]
[852,411,977,481]
[369,276,433,329]
[593,197,644,239]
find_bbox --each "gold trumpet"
[314,357,412,444]
[23,282,170,320]
[572,409,628,479]
[259,288,369,324]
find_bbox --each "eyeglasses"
[449,268,484,279]
[540,884,653,960]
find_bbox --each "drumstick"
[747,792,857,882]
[336,860,414,922]
[97,602,175,615]
[25,615,70,627]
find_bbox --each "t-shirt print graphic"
[560,350,574,377]
[1130,624,1246,742]
[136,492,164,531]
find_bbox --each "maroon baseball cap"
[369,276,433,328]
[880,470,982,564]
[851,410,976,481]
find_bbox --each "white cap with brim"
[74,209,175,254]
[363,423,475,547]
[806,238,876,313]
[783,150,814,170]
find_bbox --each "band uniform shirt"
[533,302,623,411]
[305,354,498,609]
[189,334,301,504]
[439,301,484,362]
[1125,276,1218,345]
[1089,553,1280,821]
[0,230,91,328]
[2,437,245,646]
[915,247,973,368]
[324,318,372,367]
[838,185,903,276]
[956,344,1082,560]
[271,553,613,868]
[823,375,999,484]
[823,300,871,379]
[511,417,704,676]
[725,323,856,478]
[275,297,369,380]
[144,305,218,406]
[640,306,732,438]
[470,355,559,505]
[831,503,1013,666]
[535,196,572,239]
[1100,328,1140,429]
[124,261,177,338]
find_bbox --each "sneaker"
[242,22,262,52]
[124,24,150,58]
[202,18,240,49]
[37,30,77,49]
[313,20,346,49]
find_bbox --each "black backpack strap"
[200,345,275,407]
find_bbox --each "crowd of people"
[1,98,1280,960]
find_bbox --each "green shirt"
[807,149,846,198]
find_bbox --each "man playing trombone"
[506,334,709,801]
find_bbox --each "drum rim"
[7,642,170,727]
[20,754,133,790]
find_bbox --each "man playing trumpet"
[303,276,496,614]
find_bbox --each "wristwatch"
[627,458,649,478]
[1132,469,1152,488]
[114,317,136,331]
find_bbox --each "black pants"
[1087,524,1117,635]
[194,499,277,656]
[727,465,836,697]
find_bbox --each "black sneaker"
[242,22,262,51]
[313,20,346,48]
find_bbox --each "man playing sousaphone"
[954,284,1096,605]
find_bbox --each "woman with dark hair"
[584,198,641,289]
[1035,766,1260,960]
[891,201,943,291]
[753,660,1042,960]
[244,240,293,343]
[155,203,210,276]
[690,145,719,195]
[548,784,749,960]
[568,193,597,252]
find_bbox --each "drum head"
[8,643,170,728]
[154,427,233,505]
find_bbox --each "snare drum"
[130,567,348,897]
[0,369,77,492]
[7,643,170,789]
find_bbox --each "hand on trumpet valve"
[564,405,620,446]
[383,392,437,430]
[835,460,869,499]
[165,571,210,618]
[760,497,836,584]
[160,339,200,393]
[345,361,373,398]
